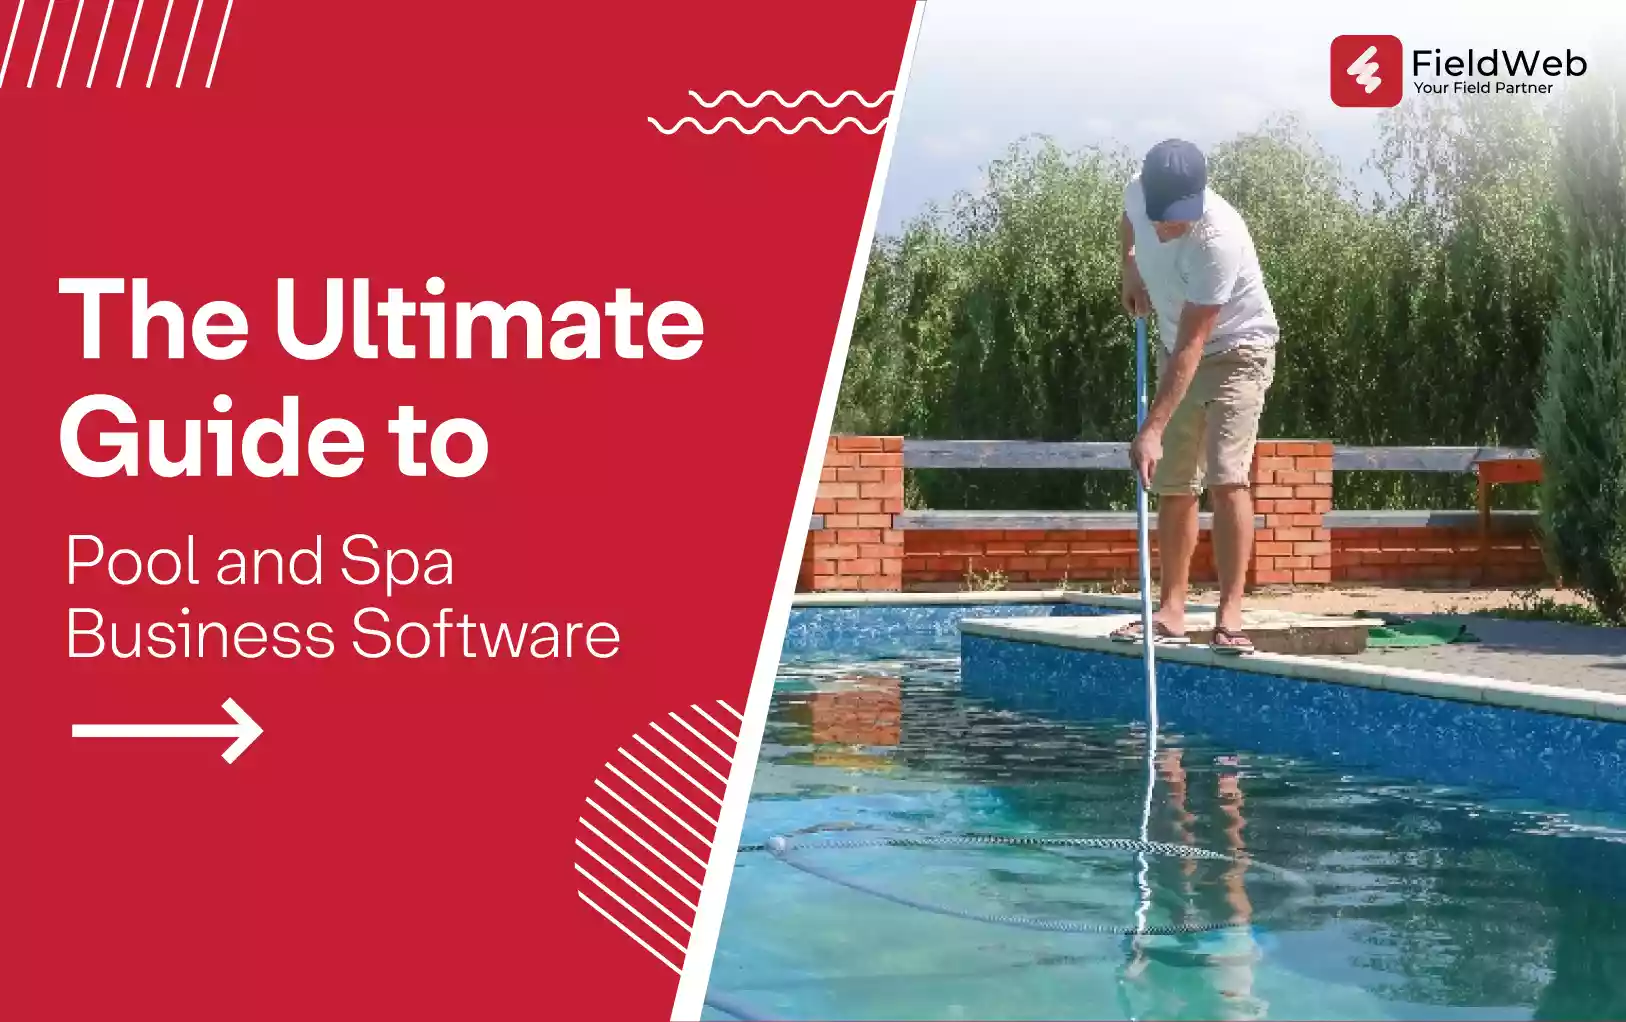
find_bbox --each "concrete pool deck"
[792,590,1626,713]
[1337,614,1626,695]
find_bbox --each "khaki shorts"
[1152,345,1275,496]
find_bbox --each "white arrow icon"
[72,698,264,763]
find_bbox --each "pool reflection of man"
[1121,746,1267,1021]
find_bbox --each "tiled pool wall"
[962,634,1626,812]
[781,602,1112,657]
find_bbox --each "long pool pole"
[1132,315,1158,935]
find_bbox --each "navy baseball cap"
[1142,139,1206,222]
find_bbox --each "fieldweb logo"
[1331,35,1403,107]
[1348,47,1381,92]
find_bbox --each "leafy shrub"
[1537,81,1626,623]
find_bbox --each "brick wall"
[1332,525,1546,587]
[800,436,905,591]
[797,436,1548,593]
[1249,441,1333,586]
[904,530,1217,589]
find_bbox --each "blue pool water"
[704,605,1626,1021]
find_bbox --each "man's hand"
[1130,426,1162,490]
[1122,263,1151,318]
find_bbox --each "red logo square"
[1331,35,1403,107]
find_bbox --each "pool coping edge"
[960,617,1626,725]
[793,591,1221,611]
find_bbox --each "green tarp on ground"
[1357,616,1481,648]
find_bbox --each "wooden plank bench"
[902,440,1127,470]
[902,441,1539,475]
[896,510,1265,531]
[892,440,1543,583]
[1335,447,1542,579]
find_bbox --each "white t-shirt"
[1123,175,1278,357]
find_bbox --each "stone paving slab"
[1335,615,1626,696]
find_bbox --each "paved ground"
[1132,586,1625,695]
[1326,615,1626,695]
[914,583,1626,699]
[1237,585,1590,617]
[1236,586,1625,694]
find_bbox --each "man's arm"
[1121,212,1149,317]
[1144,302,1221,433]
[1128,302,1220,488]
[1129,229,1238,486]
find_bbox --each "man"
[1113,139,1278,654]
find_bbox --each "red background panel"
[2,1,915,1018]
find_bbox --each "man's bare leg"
[1210,483,1253,631]
[1154,493,1200,634]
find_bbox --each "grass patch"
[1058,576,1133,595]
[962,565,1008,592]
[1470,589,1613,627]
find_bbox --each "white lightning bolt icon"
[1347,45,1382,93]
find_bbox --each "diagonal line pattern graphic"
[0,0,231,88]
[578,702,738,976]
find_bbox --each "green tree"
[839,102,1564,514]
[1537,80,1626,623]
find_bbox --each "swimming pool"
[704,603,1626,1021]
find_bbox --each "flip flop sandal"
[1110,620,1190,645]
[1210,626,1255,656]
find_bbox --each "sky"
[877,0,1626,233]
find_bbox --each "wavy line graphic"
[649,115,886,135]
[688,88,893,109]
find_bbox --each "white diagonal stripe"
[575,864,687,955]
[633,734,723,804]
[202,0,226,86]
[172,0,199,85]
[603,764,713,847]
[54,0,80,86]
[26,0,53,87]
[669,711,732,763]
[591,779,705,870]
[692,704,739,742]
[619,749,719,825]
[144,0,171,87]
[85,0,110,85]
[579,817,699,909]
[650,722,729,785]
[575,839,692,930]
[718,699,744,721]
[578,891,680,974]
[585,798,703,887]
[0,0,26,88]
[116,0,143,86]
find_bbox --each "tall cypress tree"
[1537,80,1626,622]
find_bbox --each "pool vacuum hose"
[734,829,1309,936]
